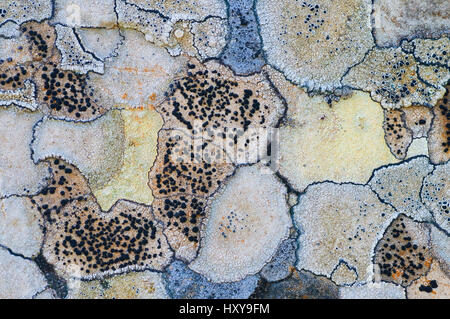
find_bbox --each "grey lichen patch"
[0,248,47,299]
[421,162,449,233]
[339,282,406,299]
[220,0,265,75]
[294,182,397,285]
[0,106,50,197]
[54,24,104,74]
[164,260,259,299]
[260,238,297,283]
[368,156,434,222]
[251,269,339,299]
[383,109,413,159]
[51,0,117,28]
[0,196,43,258]
[257,0,374,92]
[374,214,432,287]
[372,0,450,48]
[343,47,448,108]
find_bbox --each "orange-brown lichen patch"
[374,214,432,287]
[383,109,413,159]
[28,158,172,279]
[152,195,206,261]
[148,129,234,198]
[427,84,450,164]
[403,106,434,138]
[157,60,283,156]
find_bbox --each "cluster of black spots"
[375,214,431,287]
[0,8,6,18]
[373,54,424,105]
[436,86,449,153]
[53,204,163,275]
[161,63,268,136]
[220,0,265,75]
[150,132,230,197]
[37,62,100,119]
[0,64,30,90]
[383,109,411,159]
[153,196,205,243]
[30,158,90,225]
[419,280,438,293]
[21,23,54,61]
[299,1,326,37]
[30,159,168,276]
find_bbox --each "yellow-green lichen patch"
[94,108,163,211]
[257,0,374,92]
[190,164,291,283]
[68,270,168,299]
[276,86,397,191]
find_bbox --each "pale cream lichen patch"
[51,0,117,28]
[31,110,126,195]
[293,182,397,285]
[125,0,227,21]
[406,138,429,158]
[68,270,168,299]
[190,164,291,283]
[94,108,163,211]
[0,106,50,197]
[403,106,434,139]
[0,248,47,299]
[88,29,188,110]
[276,86,397,191]
[0,196,43,258]
[257,0,374,92]
[331,262,358,286]
[368,156,434,222]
